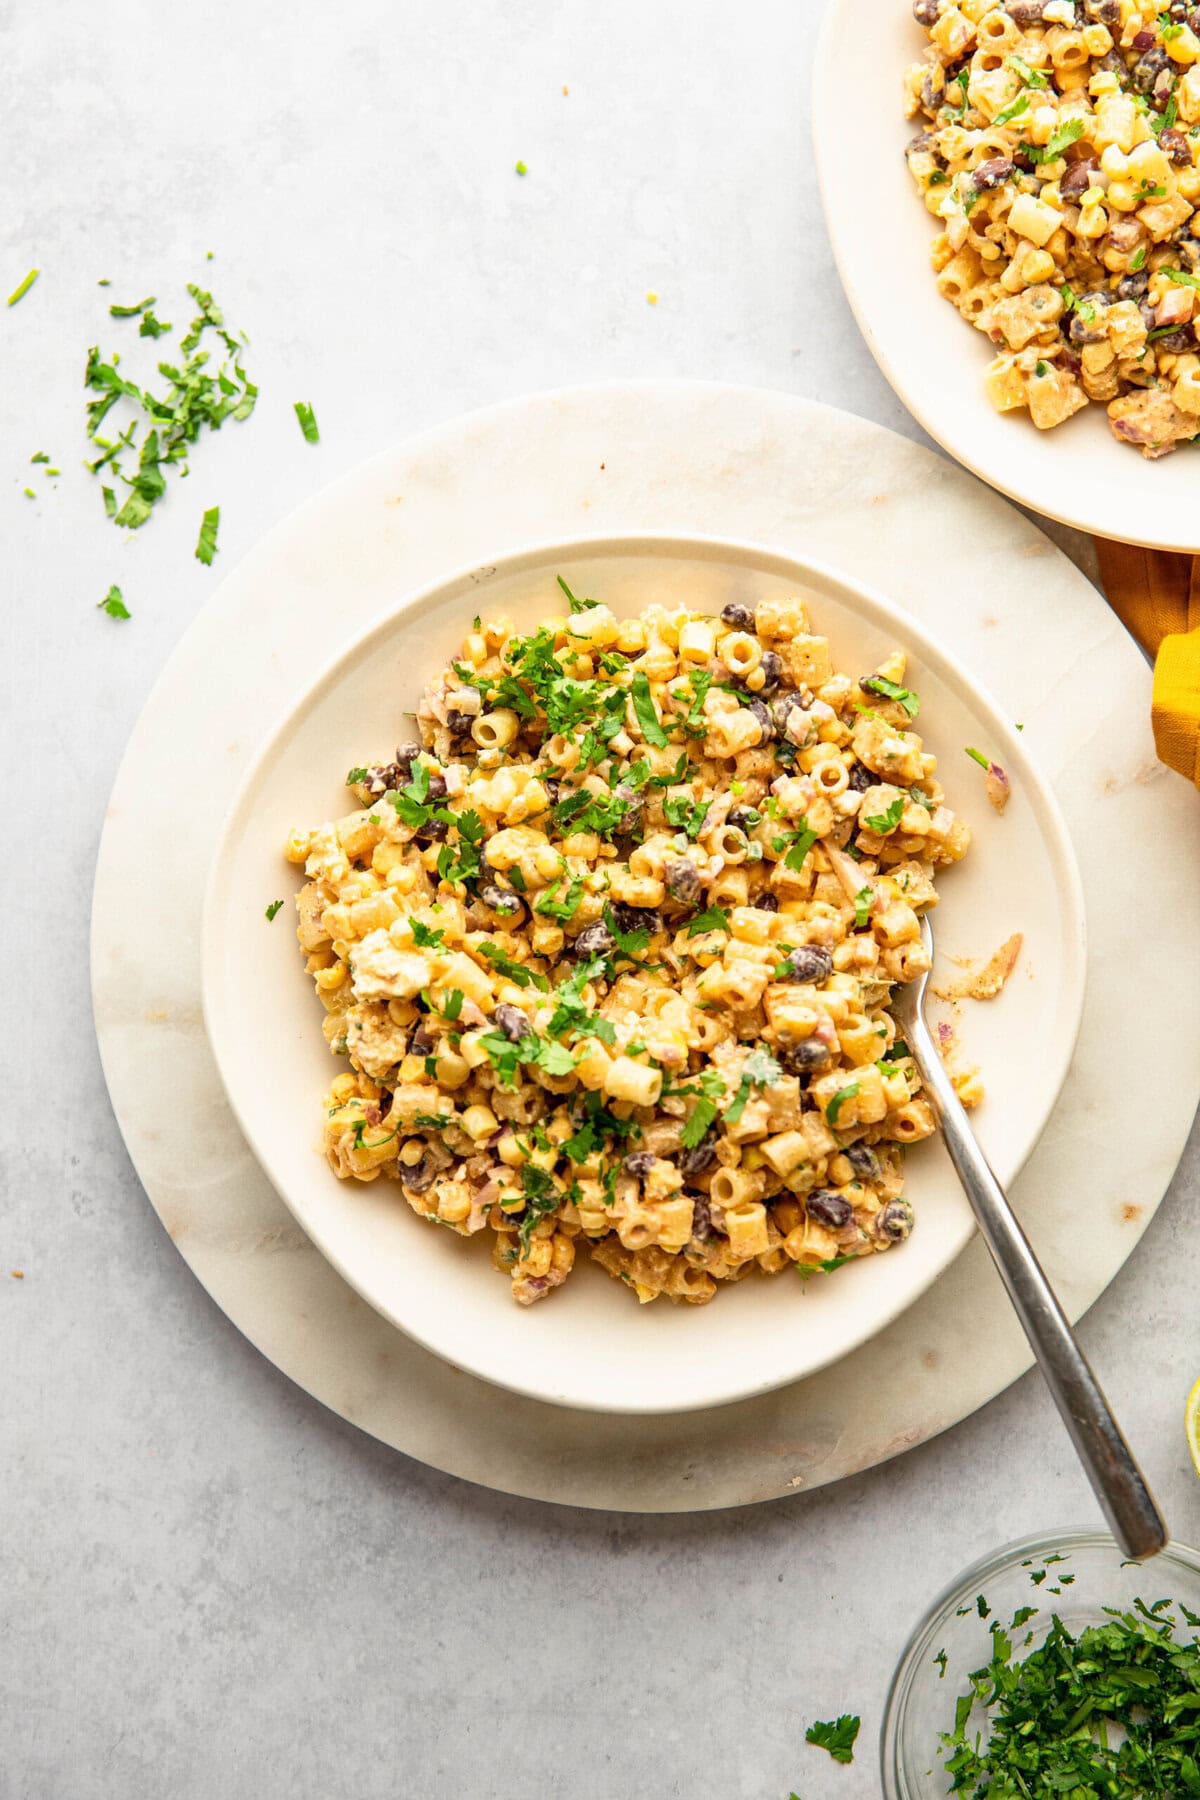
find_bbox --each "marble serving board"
[91,381,1200,1511]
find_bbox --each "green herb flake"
[630,670,668,747]
[853,885,873,930]
[804,1714,860,1765]
[1039,118,1085,162]
[265,899,284,921]
[686,906,730,939]
[514,159,528,176]
[825,1081,860,1127]
[96,583,131,621]
[195,504,220,565]
[965,745,991,770]
[992,91,1031,127]
[109,296,156,318]
[679,1097,720,1148]
[443,988,464,1022]
[6,268,39,307]
[294,400,320,443]
[862,672,920,717]
[863,796,904,835]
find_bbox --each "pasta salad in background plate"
[905,0,1200,456]
[284,583,973,1307]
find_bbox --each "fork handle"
[909,1030,1167,1562]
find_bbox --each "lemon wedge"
[1186,1377,1200,1479]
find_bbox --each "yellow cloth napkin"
[1095,537,1200,788]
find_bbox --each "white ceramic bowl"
[202,533,1086,1414]
[813,3,1200,553]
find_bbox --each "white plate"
[201,531,1086,1415]
[814,5,1200,553]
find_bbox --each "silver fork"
[891,914,1167,1561]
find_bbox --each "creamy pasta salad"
[284,585,971,1307]
[905,0,1200,455]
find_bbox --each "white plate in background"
[814,2,1200,552]
[202,532,1086,1414]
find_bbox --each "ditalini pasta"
[285,585,971,1306]
[905,0,1200,455]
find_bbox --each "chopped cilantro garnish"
[604,904,652,960]
[783,820,819,872]
[724,1046,782,1126]
[965,745,991,770]
[663,793,709,839]
[631,670,668,747]
[410,920,444,948]
[556,573,597,613]
[863,796,904,835]
[195,504,220,565]
[862,673,920,717]
[1165,267,1200,289]
[1130,246,1147,273]
[265,899,284,921]
[992,92,1030,127]
[825,1081,860,1126]
[679,1097,720,1147]
[854,885,873,929]
[109,296,156,318]
[1035,359,1049,378]
[477,942,550,991]
[442,988,464,1021]
[533,876,584,922]
[686,906,730,938]
[96,583,131,621]
[805,1715,860,1765]
[293,400,320,443]
[347,766,369,784]
[1039,119,1084,162]
[1006,54,1047,89]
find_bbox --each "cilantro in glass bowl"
[882,1530,1200,1798]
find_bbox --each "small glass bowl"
[881,1529,1200,1799]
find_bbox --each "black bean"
[920,67,944,111]
[721,601,756,628]
[848,763,873,793]
[611,902,659,938]
[753,893,779,913]
[409,1021,435,1055]
[623,1150,656,1176]
[1005,0,1047,22]
[665,860,702,905]
[1177,229,1200,269]
[574,919,614,957]
[756,651,783,693]
[399,1154,437,1194]
[912,0,939,21]
[747,697,774,743]
[876,1199,915,1243]
[1059,158,1097,200]
[480,883,523,917]
[396,740,422,763]
[1191,5,1200,30]
[446,710,474,735]
[1083,0,1119,18]
[416,815,449,842]
[1116,270,1149,302]
[770,689,805,734]
[1160,127,1193,166]
[972,156,1012,191]
[680,1137,718,1180]
[807,1189,853,1229]
[688,1195,715,1244]
[493,1004,532,1042]
[613,786,645,838]
[906,130,934,157]
[778,945,834,984]
[1154,327,1194,353]
[727,807,757,832]
[1133,45,1169,94]
[777,1038,830,1074]
[426,772,448,800]
[844,1142,881,1181]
